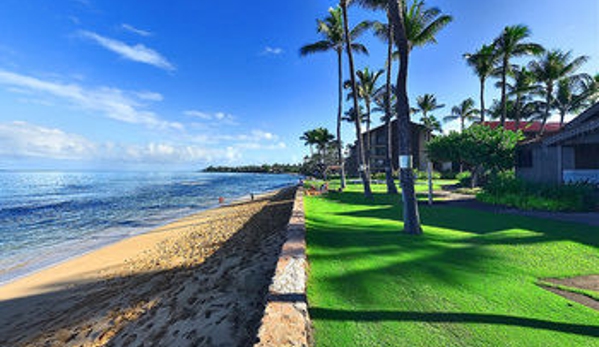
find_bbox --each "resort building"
[516,102,599,184]
[346,120,431,176]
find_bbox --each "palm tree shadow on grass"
[321,191,599,248]
[0,188,296,347]
[308,308,599,338]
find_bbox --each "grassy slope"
[306,184,599,347]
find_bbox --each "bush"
[456,171,472,187]
[440,171,457,179]
[413,169,441,180]
[478,171,598,212]
[372,172,387,181]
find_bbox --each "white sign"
[399,155,412,169]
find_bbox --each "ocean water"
[0,171,298,284]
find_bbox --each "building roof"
[364,119,428,135]
[544,102,599,146]
[480,121,562,133]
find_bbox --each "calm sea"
[0,171,298,284]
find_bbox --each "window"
[516,148,533,168]
[574,144,599,169]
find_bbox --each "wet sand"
[0,187,296,347]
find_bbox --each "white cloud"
[79,31,175,71]
[262,46,284,55]
[121,23,152,37]
[0,69,180,130]
[0,121,238,163]
[0,121,97,160]
[135,91,163,102]
[184,110,237,125]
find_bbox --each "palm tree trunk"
[341,0,372,198]
[388,0,422,235]
[559,110,566,127]
[540,85,552,136]
[461,116,464,133]
[514,95,521,130]
[500,57,508,127]
[336,50,347,189]
[480,78,486,122]
[365,101,372,171]
[384,16,398,195]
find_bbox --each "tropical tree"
[339,0,373,198]
[346,67,384,167]
[492,25,544,126]
[412,93,444,121]
[299,129,318,156]
[372,85,399,193]
[421,114,442,134]
[386,0,450,234]
[528,49,589,131]
[313,127,336,159]
[444,98,480,132]
[553,75,595,126]
[503,66,537,129]
[464,44,497,122]
[301,6,370,189]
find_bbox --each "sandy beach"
[0,187,296,347]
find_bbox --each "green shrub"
[413,169,441,180]
[372,172,387,181]
[440,171,457,179]
[456,171,472,187]
[478,172,598,212]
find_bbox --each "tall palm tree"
[370,14,398,194]
[553,75,594,126]
[411,93,445,121]
[339,0,373,198]
[503,66,536,129]
[346,67,384,167]
[387,0,449,234]
[301,6,370,190]
[493,25,544,126]
[464,44,497,122]
[444,98,480,132]
[372,85,399,193]
[299,129,318,156]
[313,127,336,160]
[529,49,589,132]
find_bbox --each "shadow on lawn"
[323,191,599,249]
[309,308,599,338]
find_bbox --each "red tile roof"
[480,121,562,133]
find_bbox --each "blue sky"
[0,0,597,170]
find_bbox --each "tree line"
[300,0,598,235]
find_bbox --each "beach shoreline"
[0,183,295,287]
[0,186,297,346]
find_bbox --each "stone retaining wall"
[254,187,312,347]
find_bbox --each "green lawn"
[305,186,599,346]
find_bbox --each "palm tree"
[529,49,589,132]
[464,44,497,122]
[301,6,370,190]
[421,114,442,134]
[299,129,318,156]
[553,75,594,126]
[387,0,450,234]
[313,127,336,160]
[339,0,373,198]
[372,85,399,193]
[493,25,544,126]
[444,98,480,132]
[346,67,384,167]
[412,93,445,121]
[504,66,536,129]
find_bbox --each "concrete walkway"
[432,191,599,227]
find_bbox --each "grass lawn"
[305,184,599,346]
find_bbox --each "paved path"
[432,191,599,227]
